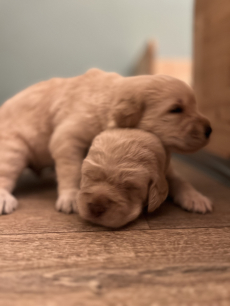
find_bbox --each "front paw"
[0,189,18,215]
[55,189,79,214]
[175,189,213,214]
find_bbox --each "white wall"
[0,0,193,104]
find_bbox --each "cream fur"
[78,129,169,228]
[0,68,212,215]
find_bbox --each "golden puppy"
[78,129,169,228]
[0,69,212,215]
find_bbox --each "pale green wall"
[0,0,193,104]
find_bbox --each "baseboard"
[174,150,230,187]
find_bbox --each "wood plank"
[0,228,230,272]
[131,40,191,85]
[193,0,230,158]
[155,58,191,85]
[147,158,230,229]
[0,264,230,306]
[132,40,155,75]
[0,227,230,305]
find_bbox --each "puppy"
[0,69,212,215]
[78,129,169,228]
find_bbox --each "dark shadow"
[14,168,57,197]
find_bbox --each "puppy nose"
[205,125,212,138]
[88,195,109,217]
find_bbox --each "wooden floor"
[0,158,230,306]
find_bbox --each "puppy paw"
[175,189,212,214]
[0,189,18,215]
[55,190,79,214]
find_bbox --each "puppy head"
[78,160,148,228]
[111,75,212,153]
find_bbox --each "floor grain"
[0,159,229,306]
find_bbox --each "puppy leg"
[148,175,168,213]
[0,137,28,215]
[167,164,212,213]
[54,154,84,214]
[50,132,87,214]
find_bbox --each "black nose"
[205,125,212,138]
[88,202,107,217]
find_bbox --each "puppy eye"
[169,106,183,113]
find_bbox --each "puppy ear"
[112,96,145,128]
[147,176,168,213]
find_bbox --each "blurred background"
[0,0,230,161]
[0,0,193,104]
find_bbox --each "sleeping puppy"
[0,69,212,215]
[78,129,169,228]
